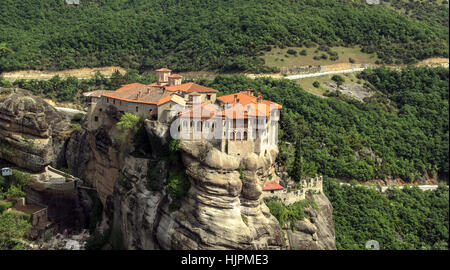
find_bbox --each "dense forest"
[324,177,449,250]
[0,0,448,73]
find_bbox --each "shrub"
[72,113,85,122]
[0,211,31,250]
[238,166,245,180]
[349,57,355,63]
[287,49,297,56]
[299,49,307,56]
[5,185,25,200]
[166,169,190,211]
[116,112,142,142]
[169,139,181,152]
[312,81,320,88]
[264,198,306,229]
[331,75,345,86]
[0,201,13,213]
[71,123,82,130]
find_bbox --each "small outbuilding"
[262,181,284,194]
[65,0,80,5]
[1,167,12,176]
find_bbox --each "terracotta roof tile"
[156,68,172,72]
[101,83,172,105]
[263,181,284,191]
[165,82,218,93]
[157,94,186,106]
[216,91,282,117]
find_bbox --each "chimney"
[257,92,262,103]
[234,94,238,103]
[247,88,254,96]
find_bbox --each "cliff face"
[0,88,69,172]
[72,116,336,250]
[288,193,336,250]
[0,89,336,249]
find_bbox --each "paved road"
[54,107,86,115]
[339,182,440,192]
[284,68,367,80]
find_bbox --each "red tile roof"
[156,68,172,72]
[165,82,218,93]
[168,74,183,78]
[179,102,219,119]
[263,181,284,191]
[217,91,282,111]
[101,83,171,105]
[117,83,142,92]
[156,95,186,106]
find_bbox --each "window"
[136,106,139,112]
[113,99,115,104]
[107,98,109,103]
[99,108,102,112]
[94,116,98,122]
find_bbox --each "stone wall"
[228,140,255,156]
[263,176,323,205]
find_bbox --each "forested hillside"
[0,0,448,73]
[324,178,449,250]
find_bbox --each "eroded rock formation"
[0,88,69,171]
[80,118,335,250]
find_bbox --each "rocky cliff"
[67,114,336,250]
[0,88,69,172]
[0,90,336,249]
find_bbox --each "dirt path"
[1,66,126,81]
[2,57,447,82]
[339,182,441,193]
[246,58,449,80]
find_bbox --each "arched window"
[197,121,202,131]
[211,123,215,132]
[236,131,241,140]
[243,131,248,140]
[190,121,193,128]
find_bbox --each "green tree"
[0,211,31,250]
